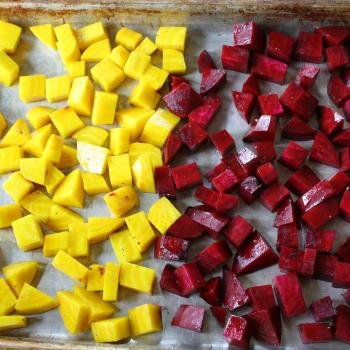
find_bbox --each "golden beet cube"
[47,204,83,232]
[0,204,22,228]
[81,38,111,62]
[19,74,46,103]
[109,45,130,68]
[102,262,120,301]
[45,163,65,196]
[128,304,162,337]
[43,231,69,258]
[25,106,54,130]
[67,61,86,79]
[134,37,157,55]
[42,134,64,164]
[0,146,23,174]
[22,124,53,157]
[115,27,142,51]
[46,75,71,103]
[129,141,163,166]
[72,126,109,147]
[55,24,81,66]
[68,223,89,258]
[3,172,35,203]
[0,51,19,86]
[141,64,169,91]
[56,145,79,169]
[129,81,161,110]
[1,119,30,147]
[87,264,105,292]
[82,172,110,196]
[19,157,47,185]
[156,27,187,52]
[0,315,27,331]
[87,217,124,244]
[91,91,118,125]
[103,186,138,218]
[0,278,17,316]
[54,23,76,43]
[29,24,57,50]
[124,51,151,80]
[92,316,130,343]
[132,154,156,193]
[76,21,107,51]
[77,141,110,175]
[110,229,142,263]
[108,154,132,187]
[110,128,129,155]
[0,20,22,53]
[0,112,7,137]
[49,107,84,138]
[163,49,186,74]
[68,76,94,116]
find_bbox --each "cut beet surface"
[327,74,350,107]
[223,315,251,349]
[210,129,235,156]
[154,235,190,261]
[258,94,284,117]
[314,254,337,282]
[341,99,350,122]
[177,122,208,151]
[223,215,253,249]
[295,64,320,90]
[332,127,350,147]
[171,162,202,190]
[233,21,265,52]
[281,115,315,141]
[335,305,350,344]
[315,26,350,46]
[279,246,304,274]
[330,171,350,195]
[305,229,336,253]
[171,304,205,333]
[200,69,226,96]
[246,285,277,311]
[200,276,222,306]
[238,176,263,204]
[221,45,250,73]
[274,198,296,228]
[325,45,349,72]
[232,91,255,123]
[242,74,261,96]
[210,306,227,327]
[159,264,183,296]
[212,168,240,193]
[301,247,317,278]
[174,262,206,296]
[310,296,335,321]
[168,214,205,240]
[205,161,227,181]
[319,106,344,137]
[256,162,278,186]
[339,189,350,222]
[279,141,309,171]
[243,115,277,143]
[277,223,299,251]
[333,260,350,288]
[260,181,290,212]
[285,165,320,196]
[267,31,295,63]
[299,323,333,344]
[340,148,350,173]
[310,131,339,168]
[170,75,189,90]
[197,50,216,73]
[163,133,183,164]
[336,236,350,263]
[294,31,323,63]
[253,141,277,163]
[155,165,176,199]
[237,147,260,174]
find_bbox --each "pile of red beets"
[154,21,350,348]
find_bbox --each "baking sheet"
[0,6,349,350]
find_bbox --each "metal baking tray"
[0,1,350,349]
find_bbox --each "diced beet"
[233,21,265,52]
[172,162,202,190]
[243,115,277,143]
[171,304,205,333]
[177,122,208,151]
[244,306,282,347]
[242,74,261,96]
[155,165,176,199]
[223,152,250,181]
[195,240,231,274]
[223,267,250,311]
[238,176,263,204]
[237,147,260,174]
[253,141,277,163]
[280,82,318,121]
[174,262,206,296]
[319,106,344,137]
[197,50,216,73]
[279,142,309,171]
[294,32,323,63]
[306,229,336,253]
[274,198,296,228]
[210,129,235,156]
[154,235,190,261]
[212,168,240,193]
[273,272,307,318]
[342,289,350,305]
[267,31,295,63]
[340,148,350,173]
[251,54,288,85]
[188,94,222,129]
[332,127,350,147]
[200,69,226,96]
[223,315,251,349]
[330,171,350,195]
[210,306,227,327]
[159,264,183,296]
[257,94,284,117]
[339,189,350,222]
[299,323,333,344]
[301,248,317,278]
[285,165,320,196]
[205,161,227,181]
[326,45,349,71]
[279,246,304,274]
[232,91,255,123]
[277,224,299,251]
[256,162,278,186]
[343,98,350,121]
[310,296,335,321]
[221,45,250,73]
[200,276,222,306]
[336,236,350,262]
[233,231,279,275]
[163,133,183,164]
[223,215,253,249]
[169,75,189,90]
[335,305,350,344]
[315,26,350,46]
[342,67,350,89]
[327,74,350,107]
[168,214,205,240]
[246,285,277,311]
[295,64,320,90]
[310,131,339,168]
[333,260,350,288]
[260,181,290,212]
[314,254,337,282]
[281,115,315,141]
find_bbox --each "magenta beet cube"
[155,165,176,199]
[333,261,350,288]
[277,224,299,251]
[251,54,288,85]
[310,296,335,321]
[273,272,307,318]
[267,31,295,63]
[210,129,235,156]
[223,215,253,248]
[246,285,277,311]
[200,69,226,96]
[282,115,315,141]
[299,323,333,344]
[340,147,350,173]
[314,254,337,282]
[336,236,350,262]
[242,74,261,96]
[315,26,350,46]
[339,189,350,222]
[330,171,350,195]
[342,98,350,121]
[256,162,278,186]
[221,45,250,73]
[154,235,190,261]
[253,141,277,163]
[188,94,222,129]
[294,31,323,63]
[310,131,339,168]
[279,246,304,274]
[274,198,296,228]
[233,21,265,52]
[285,165,320,196]
[232,91,255,123]
[171,304,205,333]
[260,181,290,212]
[174,262,206,296]
[301,248,317,278]
[238,176,263,204]
[212,168,240,193]
[342,289,350,304]
[328,74,350,107]
[279,142,309,171]
[335,305,350,344]
[205,161,227,181]
[243,115,278,143]
[332,127,350,147]
[306,229,336,253]
[163,133,183,164]
[168,214,205,240]
[197,50,216,73]
[224,315,251,349]
[159,264,183,296]
[200,276,222,306]
[319,106,344,137]
[258,94,284,117]
[295,64,320,90]
[169,75,189,90]
[210,306,227,327]
[171,162,202,190]
[223,153,249,181]
[237,147,260,174]
[326,45,349,72]
[177,122,208,151]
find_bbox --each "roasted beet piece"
[315,26,350,46]
[342,98,350,121]
[233,21,265,52]
[170,75,189,90]
[260,181,290,212]
[243,115,277,143]
[242,74,261,96]
[155,165,176,199]
[299,323,333,344]
[332,127,350,146]
[295,64,320,90]
[326,45,349,72]
[205,161,227,181]
[273,272,307,318]
[197,50,216,73]
[174,262,206,296]
[210,129,235,156]
[256,162,278,186]
[232,91,255,123]
[327,74,350,107]
[160,264,183,296]
[237,147,260,174]
[314,254,337,282]
[339,189,350,222]
[310,296,335,321]
[267,31,295,63]
[333,261,350,288]
[310,131,339,168]
[154,235,190,261]
[277,224,299,251]
[319,106,344,137]
[177,122,208,151]
[274,199,296,228]
[336,236,350,262]
[340,148,350,173]
[246,285,277,311]
[279,142,309,171]
[251,54,288,85]
[285,165,320,196]
[342,289,350,304]
[171,304,205,332]
[335,305,350,344]
[294,31,323,63]
[257,94,284,117]
[168,214,205,240]
[330,171,350,195]
[200,276,222,306]
[306,229,336,253]
[212,168,240,193]
[163,133,183,164]
[188,94,222,129]
[224,315,251,348]
[253,141,277,163]
[223,215,253,248]
[279,246,304,274]
[210,306,227,327]
[200,69,226,96]
[238,176,263,204]
[301,248,317,278]
[172,162,202,190]
[281,115,315,141]
[233,231,279,275]
[221,45,250,73]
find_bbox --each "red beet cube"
[233,21,265,52]
[174,262,206,296]
[188,94,222,129]
[274,198,296,228]
[197,50,216,73]
[342,98,350,121]
[306,229,336,253]
[253,141,277,163]
[210,306,227,327]
[279,246,304,274]
[279,142,309,171]
[301,247,317,278]
[223,215,253,248]
[251,54,288,85]
[155,165,176,199]
[277,223,299,251]
[295,64,320,90]
[326,45,349,72]
[342,289,350,305]
[210,129,235,156]
[256,162,278,186]
[242,74,261,96]
[160,264,183,296]
[328,74,350,107]
[224,315,251,349]
[267,31,295,63]
[221,45,250,73]
[223,152,250,181]
[335,305,350,344]
[273,272,307,318]
[333,261,350,288]
[168,214,205,240]
[169,75,189,90]
[330,171,350,195]
[205,161,227,181]
[163,133,183,164]
[315,26,350,46]
[177,122,208,151]
[310,296,335,321]
[294,31,323,63]
[285,165,320,196]
[310,131,339,168]
[340,189,350,222]
[258,94,284,117]
[233,231,279,275]
[237,147,260,174]
[200,276,222,306]
[332,127,350,147]
[212,168,240,193]
[246,285,277,311]
[243,115,277,143]
[232,91,255,123]
[336,236,350,262]
[238,176,263,204]
[200,69,226,96]
[260,181,290,212]
[319,106,344,137]
[314,254,337,282]
[340,147,350,173]
[281,115,315,141]
[299,323,333,344]
[171,304,205,333]
[154,235,190,261]
[172,162,202,190]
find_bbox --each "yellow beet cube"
[3,172,35,203]
[115,27,142,51]
[29,24,57,50]
[125,211,156,253]
[124,51,151,80]
[67,61,86,79]
[81,38,111,62]
[120,263,156,294]
[129,81,161,110]
[87,217,125,244]
[25,106,54,129]
[0,316,27,331]
[0,112,7,137]
[141,108,180,147]
[56,145,79,169]
[108,154,132,187]
[68,76,94,116]
[110,229,142,263]
[0,146,23,174]
[91,91,118,125]
[76,22,107,51]
[1,119,30,147]
[156,27,187,52]
[102,262,120,301]
[55,26,81,66]
[47,204,83,232]
[128,304,162,337]
[22,124,53,157]
[19,158,47,185]
[109,45,130,68]
[91,58,126,92]
[0,204,22,229]
[68,223,89,258]
[42,134,64,164]
[82,172,110,196]
[19,74,46,103]
[129,142,163,168]
[72,126,108,147]
[141,64,169,91]
[52,250,88,285]
[49,106,84,138]
[103,186,138,218]
[163,49,186,74]
[110,128,129,155]
[0,51,19,86]
[0,20,22,53]
[77,141,110,175]
[0,278,17,316]
[12,214,44,251]
[134,37,157,55]
[45,163,65,195]
[87,264,105,292]
[46,75,71,103]
[54,23,75,43]
[132,154,156,193]
[43,231,69,257]
[92,316,130,343]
